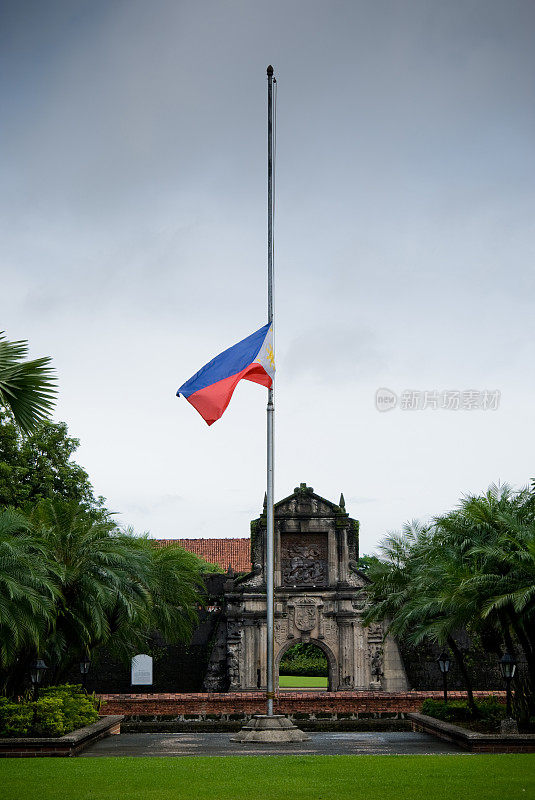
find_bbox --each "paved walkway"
[81,731,462,758]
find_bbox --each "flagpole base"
[230,714,309,743]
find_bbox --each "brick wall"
[99,690,505,718]
[0,716,123,758]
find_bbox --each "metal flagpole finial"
[267,65,274,77]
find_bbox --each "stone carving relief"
[322,618,337,639]
[281,533,328,587]
[226,620,242,690]
[368,643,384,689]
[366,621,384,688]
[367,623,384,640]
[274,620,286,645]
[294,600,316,632]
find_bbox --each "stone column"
[328,530,338,584]
[244,621,256,688]
[274,523,281,587]
[286,603,295,638]
[254,621,261,689]
[337,619,354,689]
[226,620,242,690]
[317,603,324,639]
[259,620,267,688]
[340,530,349,583]
[353,620,367,688]
[362,627,372,687]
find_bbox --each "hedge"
[0,684,99,737]
[421,697,506,727]
[279,654,328,677]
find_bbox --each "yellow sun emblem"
[266,344,275,368]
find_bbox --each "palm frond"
[0,332,57,433]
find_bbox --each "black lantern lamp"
[437,651,451,704]
[79,656,91,689]
[499,651,516,680]
[500,652,517,716]
[30,659,48,700]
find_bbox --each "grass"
[0,755,534,800]
[278,675,328,688]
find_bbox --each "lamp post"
[79,656,91,690]
[30,659,48,702]
[437,651,451,704]
[499,651,516,717]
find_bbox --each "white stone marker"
[131,654,153,686]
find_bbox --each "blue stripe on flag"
[177,323,270,398]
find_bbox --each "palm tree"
[0,496,208,692]
[0,332,56,433]
[441,485,535,715]
[365,483,535,716]
[26,500,205,681]
[0,508,59,692]
[142,538,204,644]
[363,521,478,709]
[28,499,152,679]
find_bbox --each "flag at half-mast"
[176,323,275,425]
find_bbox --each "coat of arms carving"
[294,601,316,632]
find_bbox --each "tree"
[0,508,59,685]
[356,553,380,573]
[139,538,207,644]
[363,521,482,708]
[0,411,105,515]
[0,499,208,692]
[435,484,535,716]
[26,499,151,681]
[0,333,56,434]
[364,483,535,718]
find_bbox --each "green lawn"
[278,675,328,688]
[1,755,533,800]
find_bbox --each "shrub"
[33,697,65,736]
[421,699,476,722]
[0,697,33,736]
[41,684,99,733]
[279,654,328,677]
[0,684,99,738]
[421,697,506,726]
[476,696,507,726]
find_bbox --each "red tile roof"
[153,538,251,573]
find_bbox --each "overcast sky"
[2,0,534,555]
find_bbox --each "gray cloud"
[2,0,534,553]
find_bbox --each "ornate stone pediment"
[275,484,343,518]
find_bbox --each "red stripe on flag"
[186,362,272,425]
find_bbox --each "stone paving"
[81,731,463,758]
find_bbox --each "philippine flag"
[177,323,275,425]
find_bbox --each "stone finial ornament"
[294,483,313,495]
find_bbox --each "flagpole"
[233,67,306,741]
[266,64,275,717]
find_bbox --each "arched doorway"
[276,639,336,691]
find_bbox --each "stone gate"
[204,484,408,692]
